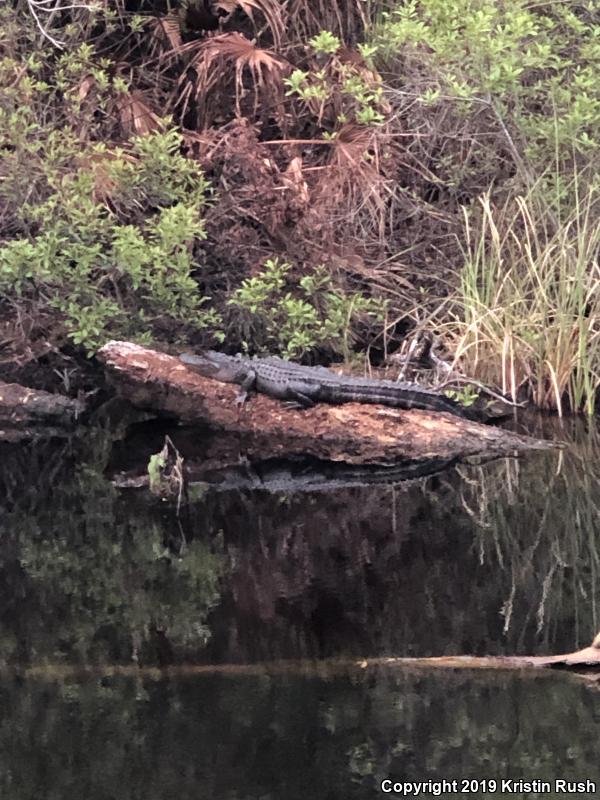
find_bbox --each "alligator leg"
[235,370,257,407]
[285,390,316,409]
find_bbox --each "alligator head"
[180,351,248,384]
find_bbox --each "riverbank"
[2,2,599,415]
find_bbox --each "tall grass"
[448,179,600,415]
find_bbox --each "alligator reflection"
[197,445,599,664]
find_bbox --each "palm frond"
[310,123,391,245]
[152,13,183,53]
[116,92,164,137]
[186,32,288,117]
[215,0,286,48]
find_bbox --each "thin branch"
[24,0,101,49]
[25,0,65,49]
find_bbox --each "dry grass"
[445,183,600,414]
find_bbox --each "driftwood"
[97,341,557,465]
[0,380,84,442]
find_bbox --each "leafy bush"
[369,0,600,175]
[284,32,388,127]
[0,30,220,354]
[228,257,385,359]
[363,1,600,409]
[0,128,218,353]
[0,27,219,352]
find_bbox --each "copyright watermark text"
[380,779,597,795]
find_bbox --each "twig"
[24,0,101,49]
[438,375,528,407]
[25,0,65,48]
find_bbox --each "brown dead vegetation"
[177,32,289,125]
[42,1,520,320]
[1,0,533,385]
[84,0,488,327]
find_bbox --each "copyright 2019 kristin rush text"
[380,779,597,796]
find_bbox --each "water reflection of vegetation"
[457,421,600,650]
[1,670,599,800]
[0,435,224,666]
[176,421,600,660]
[2,419,600,667]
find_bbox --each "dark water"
[2,671,600,799]
[1,418,600,798]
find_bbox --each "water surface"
[1,418,599,797]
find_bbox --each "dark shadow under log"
[97,341,557,465]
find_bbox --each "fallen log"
[381,633,600,671]
[0,380,84,442]
[10,632,600,682]
[97,341,557,465]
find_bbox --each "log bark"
[97,341,557,464]
[0,380,84,442]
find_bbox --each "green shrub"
[228,258,385,359]
[283,32,388,127]
[369,0,600,175]
[0,128,219,353]
[0,30,221,354]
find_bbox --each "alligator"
[180,351,472,418]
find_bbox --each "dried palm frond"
[280,156,310,220]
[151,13,183,53]
[77,74,96,101]
[283,157,309,204]
[184,32,288,119]
[329,123,380,171]
[215,0,286,49]
[310,123,392,244]
[116,92,164,137]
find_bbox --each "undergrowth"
[0,117,218,354]
[0,11,382,361]
[228,258,385,359]
[368,0,600,412]
[369,0,600,177]
[2,0,600,411]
